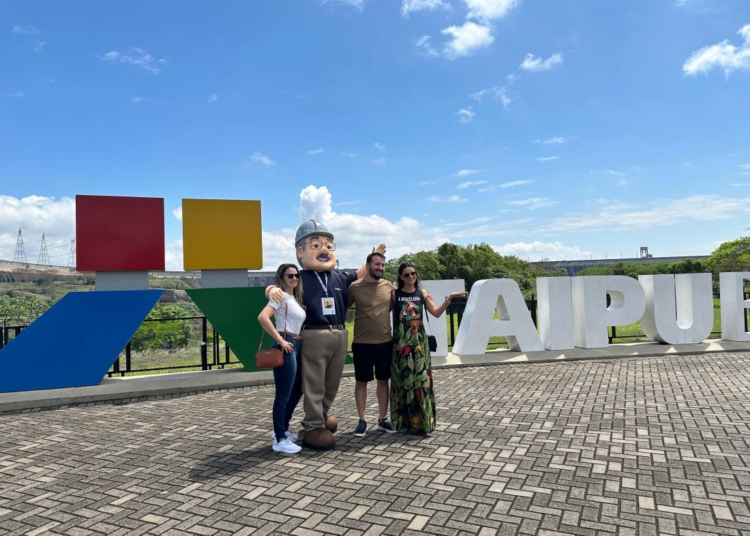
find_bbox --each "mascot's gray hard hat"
[295,220,334,247]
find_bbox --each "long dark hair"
[275,263,305,308]
[397,262,420,290]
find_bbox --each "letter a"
[453,279,543,355]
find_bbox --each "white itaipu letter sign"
[720,272,750,341]
[639,274,714,344]
[421,279,467,357]
[452,279,543,354]
[572,276,646,349]
[537,277,574,350]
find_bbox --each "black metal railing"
[2,292,748,373]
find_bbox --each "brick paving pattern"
[2,352,750,535]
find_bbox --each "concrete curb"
[2,340,749,412]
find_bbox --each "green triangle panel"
[186,287,269,371]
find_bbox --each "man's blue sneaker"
[353,419,367,437]
[378,418,397,433]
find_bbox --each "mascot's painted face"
[297,235,337,272]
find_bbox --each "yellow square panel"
[182,199,263,270]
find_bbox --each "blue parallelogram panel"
[0,290,162,393]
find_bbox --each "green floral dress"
[390,288,435,434]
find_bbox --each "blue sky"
[1,0,749,271]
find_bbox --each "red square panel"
[76,195,165,271]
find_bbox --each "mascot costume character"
[267,220,385,450]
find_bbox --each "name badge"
[322,297,336,315]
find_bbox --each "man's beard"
[369,269,382,280]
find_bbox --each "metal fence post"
[201,317,208,371]
[125,342,131,376]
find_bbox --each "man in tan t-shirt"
[347,252,396,437]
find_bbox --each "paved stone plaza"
[2,353,750,536]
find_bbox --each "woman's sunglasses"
[401,271,417,278]
[285,273,300,279]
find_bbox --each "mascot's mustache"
[316,253,331,262]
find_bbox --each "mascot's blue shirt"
[300,270,357,325]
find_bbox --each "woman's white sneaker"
[273,438,301,454]
[285,430,300,442]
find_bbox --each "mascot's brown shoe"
[301,428,335,451]
[324,414,338,433]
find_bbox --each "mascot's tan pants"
[300,329,348,431]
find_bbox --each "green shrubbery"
[129,304,194,351]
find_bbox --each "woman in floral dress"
[390,262,466,435]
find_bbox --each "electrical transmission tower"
[13,227,27,263]
[37,233,51,265]
[67,238,76,268]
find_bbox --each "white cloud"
[428,195,469,203]
[507,198,558,210]
[98,47,167,74]
[457,106,476,123]
[534,136,570,144]
[539,195,750,233]
[8,91,25,98]
[165,239,183,271]
[11,25,41,35]
[371,157,387,165]
[732,182,750,187]
[493,241,600,261]
[208,94,218,103]
[308,148,325,155]
[132,97,147,104]
[444,216,494,227]
[470,74,516,107]
[464,0,522,22]
[535,156,558,162]
[591,169,627,177]
[260,185,450,270]
[414,35,439,57]
[454,169,482,176]
[318,0,365,11]
[616,179,629,186]
[335,200,361,206]
[739,163,750,170]
[172,207,182,221]
[683,25,750,77]
[457,180,489,189]
[249,151,276,167]
[373,142,386,151]
[33,40,46,53]
[0,195,75,265]
[419,181,437,186]
[442,21,494,59]
[520,52,564,72]
[500,179,533,188]
[401,0,449,17]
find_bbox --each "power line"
[67,238,76,268]
[37,233,51,266]
[13,228,27,263]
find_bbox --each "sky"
[1,0,749,271]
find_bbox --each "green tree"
[385,250,442,283]
[129,304,194,351]
[708,237,750,274]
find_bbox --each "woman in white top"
[258,263,306,454]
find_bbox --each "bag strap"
[418,289,434,335]
[259,301,290,350]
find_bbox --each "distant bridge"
[532,255,710,276]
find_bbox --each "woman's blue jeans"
[271,335,302,442]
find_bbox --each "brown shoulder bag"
[255,302,287,369]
